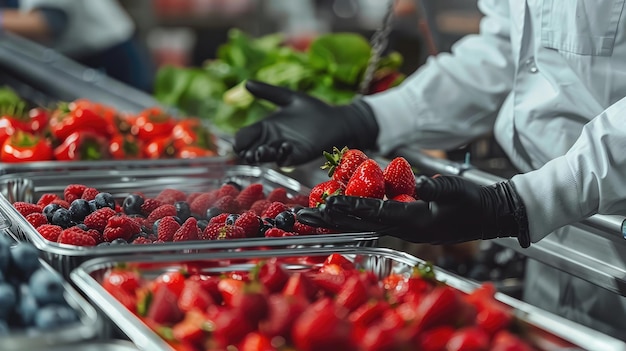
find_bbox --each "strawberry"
[309,264,349,295]
[146,204,177,227]
[267,187,289,203]
[190,192,217,216]
[83,207,116,232]
[147,284,184,324]
[173,217,199,242]
[282,272,317,301]
[178,280,214,313]
[235,183,265,210]
[217,183,240,198]
[231,282,269,325]
[445,327,490,351]
[37,193,59,207]
[391,194,416,202]
[324,253,355,270]
[344,159,385,199]
[63,184,86,203]
[103,215,141,242]
[217,277,245,307]
[335,274,368,312]
[383,157,416,198]
[292,298,353,351]
[308,179,344,207]
[102,269,141,294]
[255,258,289,293]
[140,198,163,215]
[264,227,287,238]
[36,224,63,242]
[491,330,534,351]
[413,286,461,331]
[13,202,43,217]
[81,187,100,201]
[172,310,207,347]
[214,225,245,240]
[57,228,97,246]
[240,332,275,351]
[348,300,390,328]
[234,211,261,237]
[152,271,186,296]
[211,308,254,348]
[250,199,271,215]
[261,202,288,219]
[416,326,456,351]
[259,293,308,341]
[212,195,238,214]
[321,146,369,185]
[156,216,180,242]
[201,223,222,240]
[25,212,47,228]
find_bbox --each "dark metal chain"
[358,0,395,95]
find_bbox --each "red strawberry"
[103,215,141,242]
[37,224,63,242]
[282,272,317,301]
[102,269,141,294]
[146,204,177,227]
[37,193,59,207]
[383,157,416,198]
[292,298,354,351]
[172,310,207,347]
[308,180,344,207]
[264,227,287,238]
[445,327,490,351]
[234,211,261,237]
[261,202,288,219]
[156,216,180,242]
[147,284,184,324]
[345,159,385,199]
[208,212,229,225]
[217,183,240,198]
[63,184,86,203]
[173,217,199,242]
[236,183,265,210]
[83,207,117,232]
[259,293,308,341]
[267,187,289,203]
[178,280,214,313]
[250,199,271,215]
[13,202,43,217]
[240,332,274,351]
[256,258,290,293]
[57,228,97,246]
[212,195,239,214]
[190,192,217,216]
[140,198,163,215]
[80,187,100,201]
[201,223,222,240]
[231,282,269,325]
[25,212,47,228]
[221,225,246,240]
[391,194,416,202]
[335,274,368,312]
[322,147,369,185]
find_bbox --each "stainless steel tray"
[1,233,101,350]
[42,340,139,351]
[71,247,626,351]
[0,164,378,277]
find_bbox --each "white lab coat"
[363,0,626,338]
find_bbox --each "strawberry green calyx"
[321,146,348,177]
[412,262,436,282]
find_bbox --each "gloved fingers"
[245,80,294,107]
[323,195,428,223]
[233,123,263,154]
[296,206,388,233]
[415,175,475,202]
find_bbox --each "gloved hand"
[233,80,379,166]
[297,175,531,247]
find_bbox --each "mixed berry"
[13,181,314,247]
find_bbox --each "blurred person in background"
[0,0,153,92]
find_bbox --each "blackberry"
[174,201,191,221]
[42,203,62,222]
[205,207,222,221]
[274,211,295,231]
[29,268,65,305]
[95,192,115,210]
[226,214,240,225]
[122,194,144,215]
[68,199,91,222]
[51,208,73,228]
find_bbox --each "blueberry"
[97,242,111,247]
[258,218,275,236]
[10,243,40,279]
[224,180,242,191]
[68,199,91,222]
[76,223,89,231]
[275,211,296,231]
[29,268,65,306]
[34,304,77,329]
[0,283,16,319]
[18,284,38,326]
[0,320,7,335]
[43,203,62,222]
[95,192,115,210]
[173,216,183,225]
[88,200,97,212]
[197,219,209,231]
[174,201,191,221]
[0,236,10,275]
[205,207,222,221]
[122,194,144,215]
[226,214,240,225]
[51,208,73,228]
[110,238,128,245]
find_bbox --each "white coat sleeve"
[511,96,626,242]
[362,0,515,154]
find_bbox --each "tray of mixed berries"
[69,246,625,351]
[0,235,102,350]
[0,164,379,277]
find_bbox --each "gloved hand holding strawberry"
[297,175,531,247]
[234,81,379,166]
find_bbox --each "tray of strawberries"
[0,164,378,277]
[69,246,626,351]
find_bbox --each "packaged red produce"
[70,247,626,351]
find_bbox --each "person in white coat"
[234,0,626,340]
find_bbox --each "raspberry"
[81,187,100,201]
[267,188,289,203]
[146,204,177,227]
[103,215,141,242]
[173,217,199,242]
[234,211,261,238]
[85,228,103,244]
[200,223,221,240]
[208,213,229,225]
[250,199,271,216]
[132,237,153,244]
[64,184,86,203]
[37,224,63,242]
[235,183,265,211]
[190,192,217,216]
[13,202,43,217]
[84,207,117,232]
[156,216,181,242]
[37,193,59,207]
[26,212,48,229]
[141,199,163,216]
[212,195,238,214]
[156,189,187,204]
[316,227,338,235]
[186,192,204,205]
[291,194,310,207]
[293,221,316,235]
[50,199,70,209]
[58,228,96,246]
[217,184,240,198]
[261,202,288,219]
[264,227,287,238]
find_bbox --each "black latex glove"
[297,175,531,248]
[233,80,379,167]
